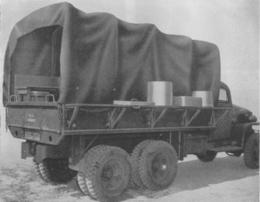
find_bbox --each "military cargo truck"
[3,3,259,202]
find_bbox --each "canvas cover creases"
[3,2,220,105]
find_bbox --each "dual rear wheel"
[130,140,178,190]
[76,145,131,202]
[76,141,178,201]
[34,158,77,184]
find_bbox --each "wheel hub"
[102,166,114,180]
[161,164,167,170]
[151,154,170,181]
[101,160,125,192]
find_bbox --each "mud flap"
[21,141,32,159]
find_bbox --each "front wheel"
[196,151,217,162]
[244,133,259,169]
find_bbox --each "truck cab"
[206,82,258,156]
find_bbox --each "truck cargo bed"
[6,102,231,145]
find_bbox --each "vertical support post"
[182,109,188,127]
[59,103,65,135]
[209,108,216,126]
[169,131,172,145]
[178,131,184,160]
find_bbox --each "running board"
[208,146,243,152]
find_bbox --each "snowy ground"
[0,147,259,202]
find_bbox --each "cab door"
[209,83,233,140]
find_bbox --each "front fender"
[231,105,257,123]
[231,122,259,148]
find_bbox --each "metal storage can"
[147,81,173,106]
[173,96,202,107]
[192,91,214,107]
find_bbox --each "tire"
[76,145,111,198]
[34,158,77,184]
[197,151,217,162]
[244,133,259,169]
[77,172,90,196]
[80,145,131,202]
[138,141,178,191]
[76,145,110,198]
[130,140,153,189]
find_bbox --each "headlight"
[249,114,257,122]
[252,124,259,133]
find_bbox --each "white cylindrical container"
[147,81,173,106]
[192,91,214,107]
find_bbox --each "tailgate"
[6,106,62,145]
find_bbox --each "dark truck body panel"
[7,104,62,145]
[6,103,224,136]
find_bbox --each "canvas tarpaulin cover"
[3,2,220,105]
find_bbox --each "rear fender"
[33,144,70,163]
[22,138,71,163]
